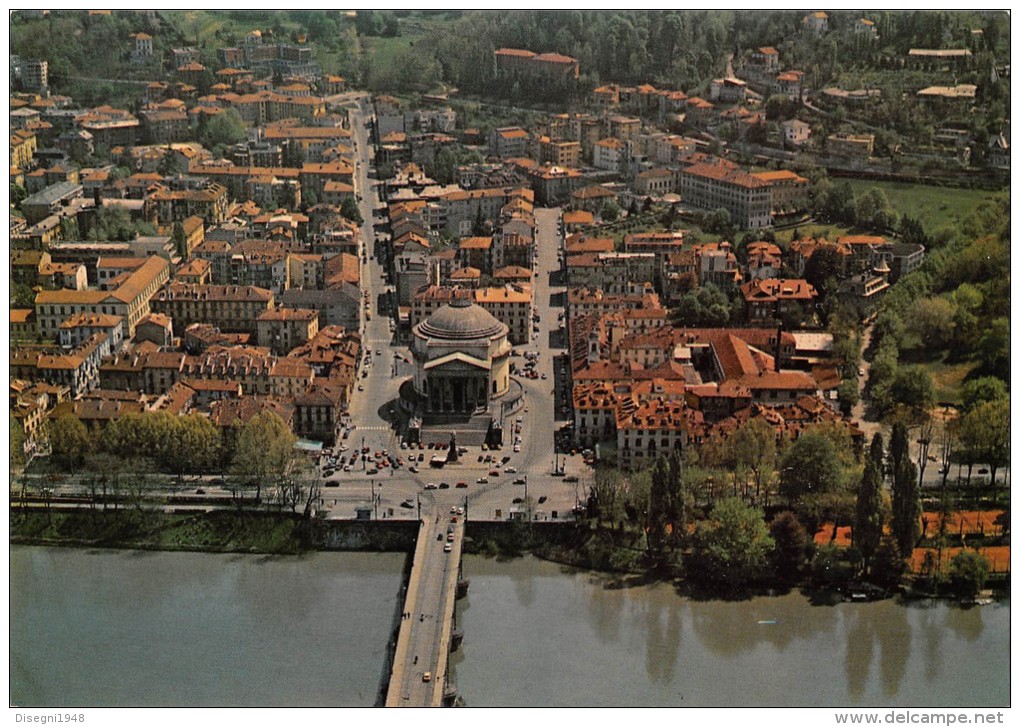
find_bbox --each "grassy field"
[774,223,853,245]
[843,180,1006,231]
[926,358,981,406]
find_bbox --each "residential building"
[740,278,819,324]
[802,11,829,33]
[256,308,320,355]
[56,312,124,351]
[750,169,810,216]
[782,119,811,147]
[151,283,275,335]
[680,158,772,229]
[826,133,875,160]
[10,333,107,397]
[21,180,84,225]
[494,48,579,79]
[33,255,170,338]
[855,18,879,39]
[147,183,230,225]
[489,127,531,159]
[593,138,625,172]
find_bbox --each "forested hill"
[390,10,1008,95]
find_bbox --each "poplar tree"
[854,433,885,571]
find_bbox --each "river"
[10,547,1009,708]
[10,546,407,707]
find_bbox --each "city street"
[325,108,591,522]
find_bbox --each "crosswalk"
[352,425,391,431]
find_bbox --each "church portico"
[405,298,512,421]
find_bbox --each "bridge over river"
[385,498,468,707]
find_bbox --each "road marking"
[352,425,391,431]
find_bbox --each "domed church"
[409,298,511,415]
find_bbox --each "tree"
[340,195,363,225]
[171,222,188,261]
[231,411,298,504]
[888,365,934,415]
[891,425,921,557]
[907,296,956,351]
[10,414,26,472]
[976,317,1009,381]
[837,378,859,417]
[11,282,35,309]
[960,377,1008,413]
[48,413,91,469]
[779,431,842,503]
[769,510,809,582]
[958,399,1010,496]
[803,245,845,297]
[200,108,246,150]
[948,551,990,599]
[725,417,777,502]
[687,497,775,592]
[854,433,885,571]
[600,200,621,222]
[870,537,907,588]
[11,183,27,207]
[809,544,860,589]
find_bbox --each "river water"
[10,546,406,707]
[10,547,1009,708]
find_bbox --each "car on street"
[443,545,452,554]
[514,445,521,452]
[513,477,527,485]
[408,466,418,473]
[358,385,364,391]
[425,482,438,490]
[455,482,468,488]
[538,496,547,504]
[367,468,378,475]
[476,477,488,484]
[504,466,517,474]
[401,500,414,509]
[439,482,450,489]
[488,469,500,477]
[447,533,454,542]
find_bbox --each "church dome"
[417,298,506,341]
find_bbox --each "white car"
[504,466,517,474]
[513,445,521,453]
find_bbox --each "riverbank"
[9,508,419,554]
[11,508,1006,602]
